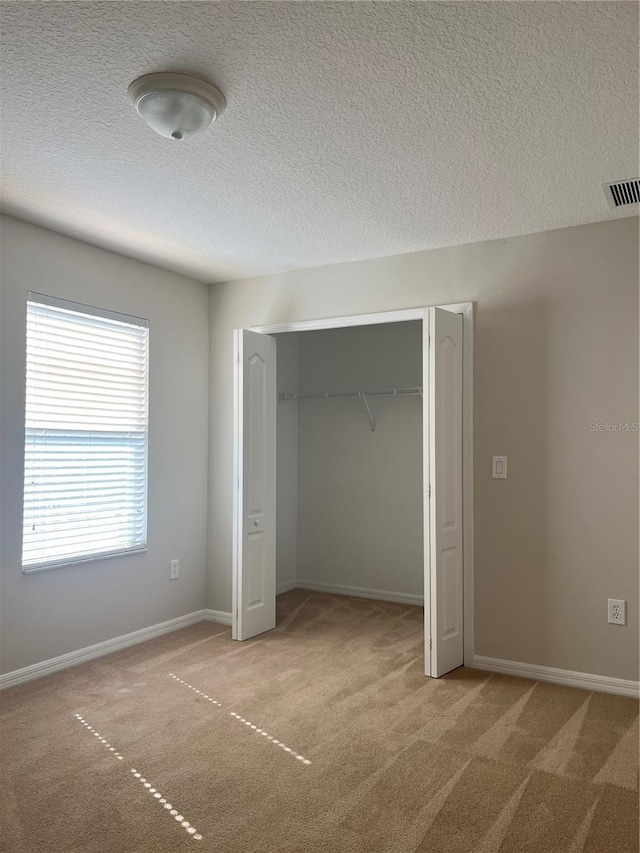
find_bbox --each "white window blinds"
[22,294,149,571]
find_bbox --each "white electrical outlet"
[607,599,626,625]
[170,559,180,580]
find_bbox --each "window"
[22,293,149,571]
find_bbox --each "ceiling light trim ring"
[128,72,226,115]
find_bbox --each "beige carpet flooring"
[1,590,638,853]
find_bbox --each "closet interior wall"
[275,321,424,603]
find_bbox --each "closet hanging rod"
[278,386,422,402]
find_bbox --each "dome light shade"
[128,73,226,141]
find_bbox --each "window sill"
[22,547,148,573]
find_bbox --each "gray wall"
[0,216,210,674]
[3,214,636,684]
[296,323,423,598]
[208,217,639,682]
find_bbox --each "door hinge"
[429,637,432,651]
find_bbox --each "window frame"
[21,292,150,573]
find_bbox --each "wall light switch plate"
[170,559,180,580]
[608,599,626,625]
[492,456,508,479]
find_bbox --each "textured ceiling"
[1,2,638,283]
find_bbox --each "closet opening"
[274,321,425,619]
[232,304,473,678]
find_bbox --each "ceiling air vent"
[603,178,640,209]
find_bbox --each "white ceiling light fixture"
[128,72,226,141]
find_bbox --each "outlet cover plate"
[170,559,180,580]
[608,599,626,625]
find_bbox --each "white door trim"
[250,307,425,334]
[232,329,241,640]
[245,301,475,669]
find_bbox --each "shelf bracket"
[361,392,376,432]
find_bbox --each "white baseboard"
[276,580,298,595]
[203,609,233,626]
[0,610,207,691]
[472,655,639,698]
[8,608,632,701]
[293,579,423,607]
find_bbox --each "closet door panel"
[428,307,463,677]
[233,329,277,640]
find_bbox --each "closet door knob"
[253,519,260,526]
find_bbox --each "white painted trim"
[0,610,207,691]
[294,580,423,607]
[251,307,424,335]
[203,609,233,626]
[473,655,640,698]
[231,328,242,641]
[276,580,297,594]
[422,308,432,675]
[460,303,474,668]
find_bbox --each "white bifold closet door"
[234,310,464,678]
[427,307,464,677]
[233,329,277,641]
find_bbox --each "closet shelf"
[279,386,422,401]
[278,386,422,432]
